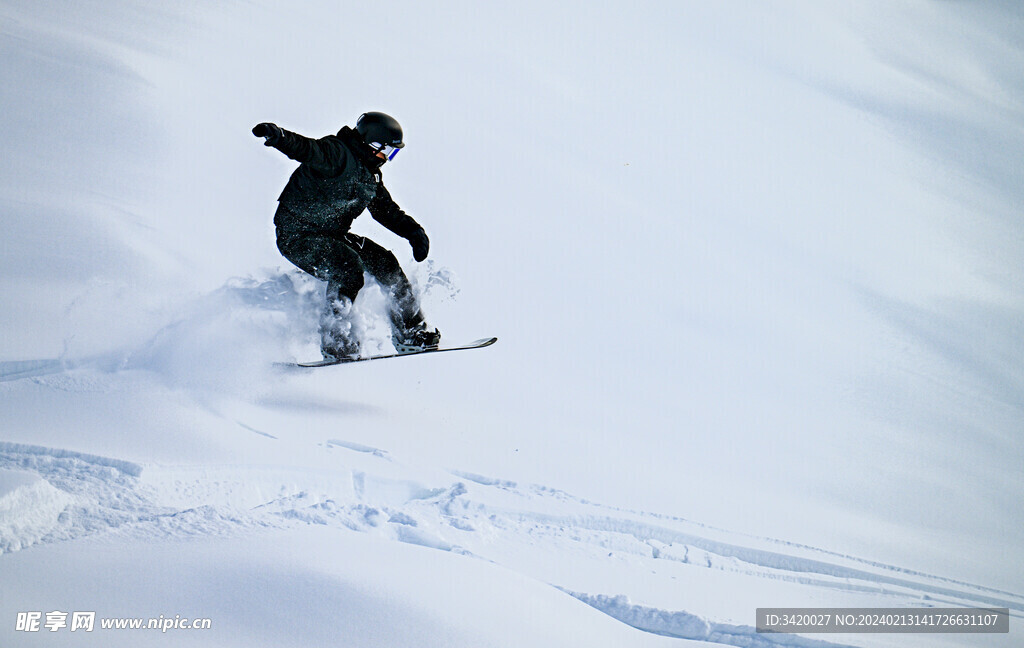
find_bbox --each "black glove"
[252,122,283,145]
[408,228,429,262]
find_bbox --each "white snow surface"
[2,1,1023,646]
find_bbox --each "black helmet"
[355,112,404,149]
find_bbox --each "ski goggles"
[368,142,401,162]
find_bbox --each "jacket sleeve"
[267,129,349,176]
[367,183,424,239]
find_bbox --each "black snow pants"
[277,229,426,355]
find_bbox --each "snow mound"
[0,468,72,553]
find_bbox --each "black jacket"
[270,126,423,240]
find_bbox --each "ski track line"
[0,354,127,383]
[327,439,390,458]
[567,503,1024,603]
[486,510,1024,612]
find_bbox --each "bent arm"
[368,183,423,239]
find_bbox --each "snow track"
[1,435,1019,647]
[564,592,853,648]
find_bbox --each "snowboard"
[286,337,497,368]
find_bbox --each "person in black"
[253,112,440,360]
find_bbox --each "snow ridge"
[0,441,143,477]
[563,591,855,648]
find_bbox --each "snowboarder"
[253,112,440,360]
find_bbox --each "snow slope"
[2,0,1023,646]
[0,379,1021,648]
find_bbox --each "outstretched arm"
[252,123,347,175]
[368,184,429,262]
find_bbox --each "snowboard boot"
[321,332,360,361]
[321,344,359,362]
[393,328,441,354]
[320,296,360,361]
